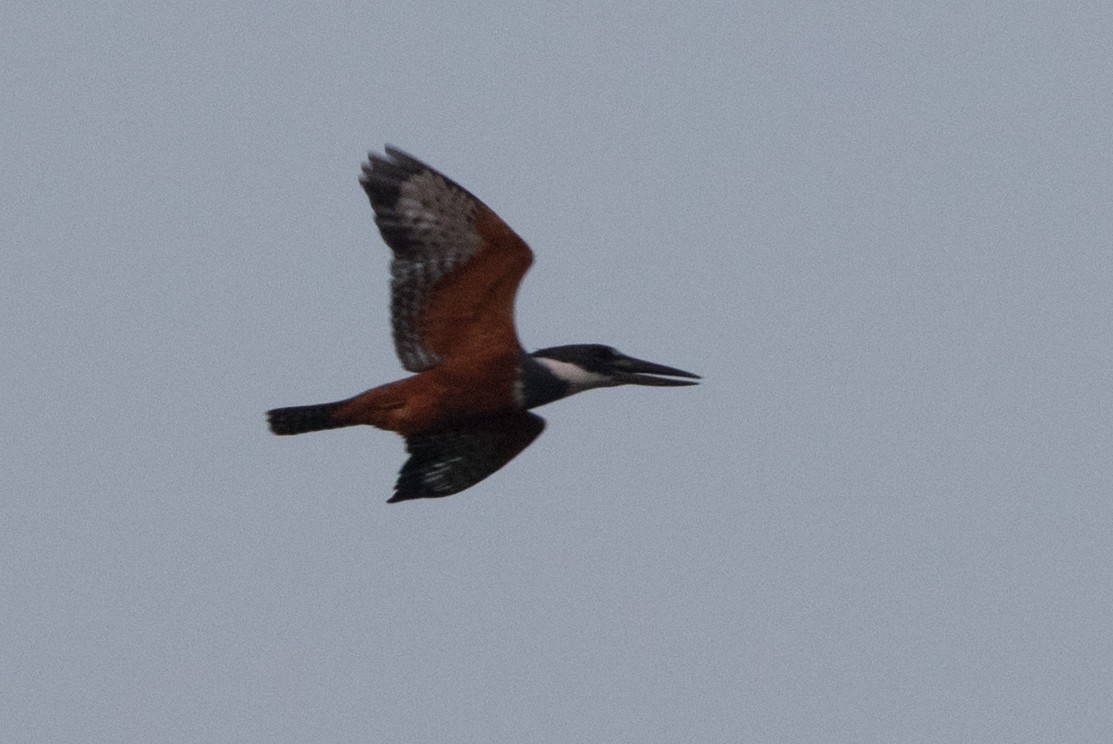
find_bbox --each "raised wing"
[360,147,534,372]
[389,412,546,502]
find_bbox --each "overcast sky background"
[4,3,1112,742]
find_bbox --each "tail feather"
[267,402,347,435]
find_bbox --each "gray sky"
[4,2,1112,742]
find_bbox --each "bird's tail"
[267,402,350,435]
[268,385,405,436]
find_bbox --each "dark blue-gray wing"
[389,412,546,502]
[359,147,485,372]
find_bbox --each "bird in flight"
[268,147,699,502]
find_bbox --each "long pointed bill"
[611,355,701,387]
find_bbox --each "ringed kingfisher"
[267,147,700,502]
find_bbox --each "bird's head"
[530,344,700,395]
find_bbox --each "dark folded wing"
[389,412,546,502]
